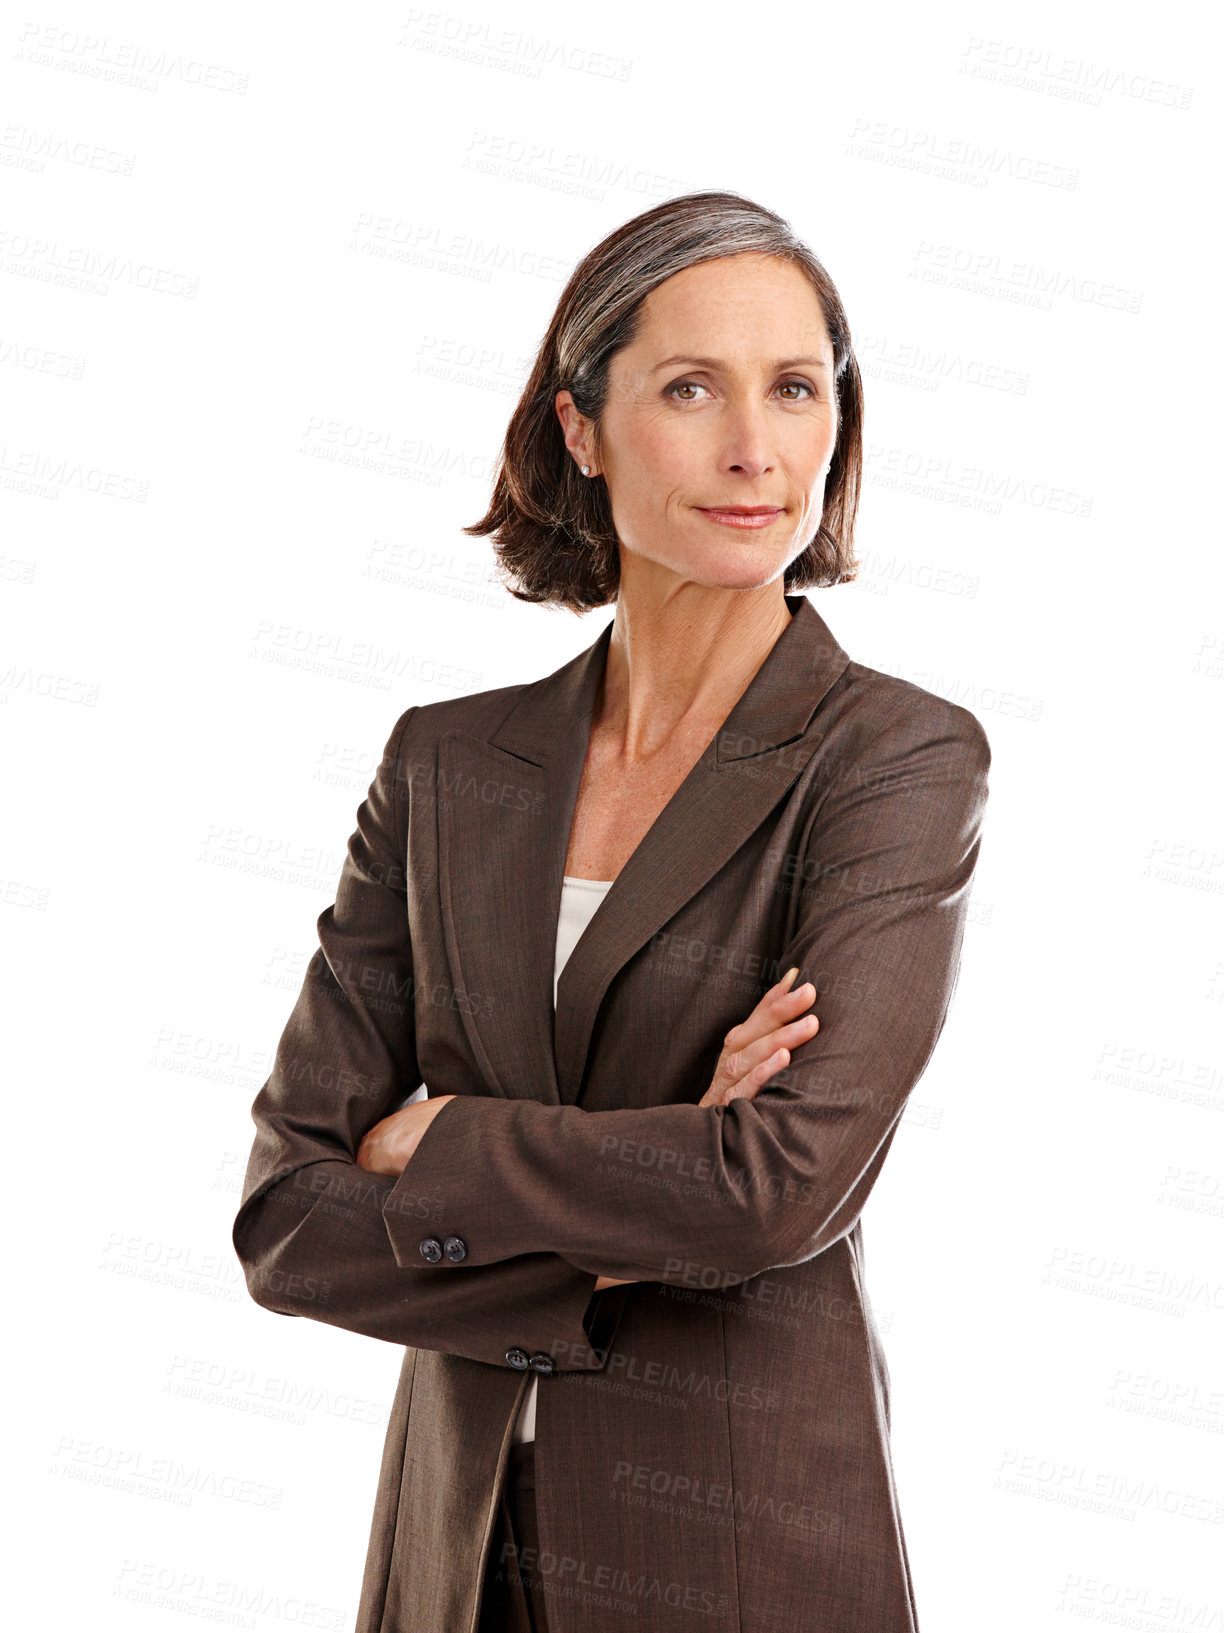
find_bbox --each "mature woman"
[233,190,991,1633]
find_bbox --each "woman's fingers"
[700,1051,787,1110]
[721,1048,790,1104]
[698,970,819,1109]
[724,969,815,1052]
[720,1010,818,1087]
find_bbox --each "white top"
[511,874,614,1445]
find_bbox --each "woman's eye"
[666,378,818,403]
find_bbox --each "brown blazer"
[232,592,991,1633]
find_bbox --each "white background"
[3,2,1220,1628]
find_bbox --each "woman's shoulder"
[380,678,537,759]
[824,656,992,774]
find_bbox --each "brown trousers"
[477,1443,550,1633]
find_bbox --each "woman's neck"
[595,584,793,765]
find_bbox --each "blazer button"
[528,1352,555,1375]
[418,1237,443,1263]
[505,1347,530,1370]
[443,1235,467,1262]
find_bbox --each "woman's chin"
[623,540,796,593]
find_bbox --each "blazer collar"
[435,594,850,1108]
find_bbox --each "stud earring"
[580,464,591,475]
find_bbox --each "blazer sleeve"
[231,704,624,1374]
[384,694,991,1287]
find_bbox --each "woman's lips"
[695,507,784,530]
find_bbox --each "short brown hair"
[464,189,863,613]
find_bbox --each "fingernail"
[782,966,799,988]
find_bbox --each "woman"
[233,190,991,1633]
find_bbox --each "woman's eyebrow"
[650,354,830,372]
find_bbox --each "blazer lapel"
[435,619,611,1108]
[435,595,850,1110]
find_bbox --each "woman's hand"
[699,966,818,1108]
[356,1094,457,1177]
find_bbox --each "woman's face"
[559,252,839,594]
